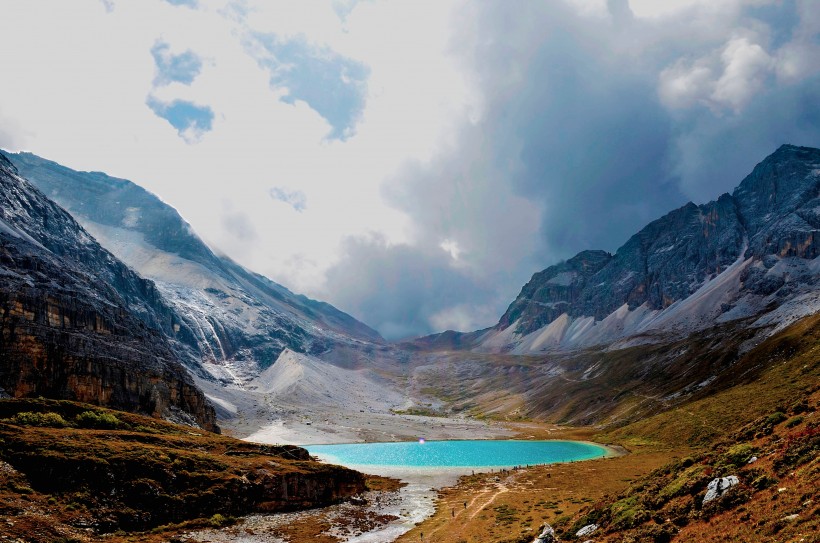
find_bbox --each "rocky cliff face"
[0,152,217,431]
[9,152,384,383]
[485,144,820,352]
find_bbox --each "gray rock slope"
[0,152,217,430]
[8,152,383,383]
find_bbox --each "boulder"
[702,475,739,505]
[533,524,559,543]
[576,523,598,537]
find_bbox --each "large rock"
[702,475,740,505]
[533,523,559,542]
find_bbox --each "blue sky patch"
[164,0,198,7]
[147,97,213,142]
[151,40,203,86]
[251,34,369,140]
[270,186,308,212]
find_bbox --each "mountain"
[401,145,820,428]
[476,144,820,353]
[8,152,384,385]
[0,152,217,431]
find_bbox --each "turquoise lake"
[305,440,608,468]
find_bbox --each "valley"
[0,144,818,543]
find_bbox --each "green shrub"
[721,443,757,468]
[9,411,68,428]
[75,410,124,429]
[659,465,706,499]
[766,412,787,426]
[207,513,236,527]
[784,416,803,429]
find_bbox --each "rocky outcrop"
[0,399,365,533]
[0,152,217,431]
[575,523,599,537]
[493,145,820,342]
[702,475,740,505]
[533,523,560,542]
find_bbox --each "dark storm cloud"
[323,235,500,340]
[325,0,820,338]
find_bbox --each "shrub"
[75,410,124,429]
[766,412,787,426]
[207,513,236,527]
[9,411,68,428]
[721,443,757,468]
[784,416,803,429]
[659,465,707,500]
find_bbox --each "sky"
[1,0,819,339]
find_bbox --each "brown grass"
[398,313,820,543]
[0,398,366,543]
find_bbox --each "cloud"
[322,235,504,339]
[659,37,775,113]
[222,209,257,242]
[146,97,214,143]
[245,33,369,140]
[319,0,820,337]
[269,186,307,212]
[1,0,819,340]
[151,40,203,86]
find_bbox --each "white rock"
[576,524,599,537]
[703,475,740,504]
[747,456,758,464]
[533,524,558,543]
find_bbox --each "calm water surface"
[305,439,607,468]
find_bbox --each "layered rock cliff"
[0,152,217,431]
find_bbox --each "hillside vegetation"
[0,399,366,543]
[399,312,820,543]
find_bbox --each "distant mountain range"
[9,152,384,386]
[417,144,820,355]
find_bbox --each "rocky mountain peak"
[484,144,820,351]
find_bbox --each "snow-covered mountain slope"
[418,145,820,355]
[8,152,384,384]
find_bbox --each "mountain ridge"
[8,151,384,385]
[0,151,217,430]
[435,144,820,354]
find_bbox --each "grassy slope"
[0,399,366,543]
[399,313,820,543]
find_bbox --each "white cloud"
[1,0,818,337]
[659,36,775,114]
[0,0,472,299]
[712,37,773,112]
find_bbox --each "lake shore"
[191,416,629,543]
